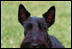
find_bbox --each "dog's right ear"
[43,6,55,27]
[18,4,30,25]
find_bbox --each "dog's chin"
[23,45,46,48]
[21,40,47,48]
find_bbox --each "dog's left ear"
[18,4,30,25]
[43,6,55,27]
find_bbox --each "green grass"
[1,1,71,48]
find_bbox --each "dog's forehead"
[27,16,46,23]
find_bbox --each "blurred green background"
[1,1,71,48]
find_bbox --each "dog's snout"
[31,43,39,48]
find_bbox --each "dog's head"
[18,4,55,48]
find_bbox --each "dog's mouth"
[20,32,49,48]
[21,42,47,48]
[20,38,48,48]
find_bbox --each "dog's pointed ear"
[43,6,55,27]
[18,4,30,25]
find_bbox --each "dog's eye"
[27,24,32,30]
[43,27,46,30]
[38,23,47,31]
[38,23,42,30]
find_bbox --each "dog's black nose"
[31,43,39,48]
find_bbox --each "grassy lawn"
[1,1,71,48]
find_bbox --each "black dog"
[18,4,64,48]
